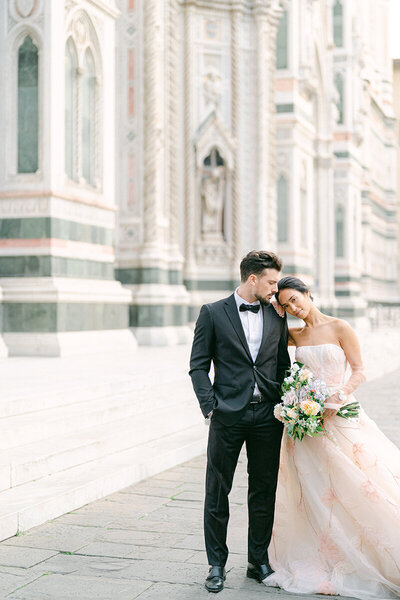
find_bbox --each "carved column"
[230,3,243,268]
[167,0,180,256]
[266,1,282,244]
[142,0,164,249]
[254,0,280,249]
[183,4,196,278]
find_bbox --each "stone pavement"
[0,368,398,600]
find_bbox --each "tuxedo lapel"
[255,304,274,363]
[223,294,252,361]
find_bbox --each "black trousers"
[204,401,283,567]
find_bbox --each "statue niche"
[200,148,226,242]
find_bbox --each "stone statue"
[201,167,225,241]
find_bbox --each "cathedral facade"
[0,0,398,356]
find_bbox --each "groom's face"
[252,268,280,304]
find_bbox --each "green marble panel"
[184,279,238,291]
[335,276,362,283]
[3,302,128,332]
[276,103,294,113]
[116,268,182,285]
[0,218,113,245]
[282,265,314,276]
[0,256,114,279]
[335,291,361,297]
[0,256,51,277]
[129,304,187,327]
[4,303,57,332]
[336,307,366,318]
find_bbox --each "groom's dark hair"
[240,250,282,281]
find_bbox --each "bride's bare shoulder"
[330,317,355,339]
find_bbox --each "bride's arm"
[337,320,366,400]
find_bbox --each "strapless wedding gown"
[265,344,400,599]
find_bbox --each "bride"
[267,276,400,599]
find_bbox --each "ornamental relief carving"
[203,69,222,109]
[15,0,36,17]
[118,223,141,246]
[8,0,43,30]
[195,243,231,265]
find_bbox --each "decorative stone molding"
[65,9,104,192]
[166,0,180,250]
[142,0,163,246]
[230,5,242,266]
[183,4,197,271]
[194,111,235,170]
[8,0,43,28]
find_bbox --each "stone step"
[0,377,139,419]
[0,382,191,450]
[0,401,200,491]
[0,424,207,542]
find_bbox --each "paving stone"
[97,528,187,548]
[170,490,203,502]
[55,511,117,528]
[29,553,134,576]
[102,492,167,509]
[0,546,58,569]
[113,558,205,585]
[134,581,287,600]
[1,523,96,552]
[165,499,202,511]
[186,550,245,567]
[0,569,43,597]
[106,517,202,534]
[75,541,195,562]
[7,573,152,599]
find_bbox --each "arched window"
[18,36,39,173]
[333,0,343,47]
[82,49,96,185]
[65,39,77,180]
[277,174,288,242]
[335,204,345,257]
[276,9,288,70]
[334,72,344,124]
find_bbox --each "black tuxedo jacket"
[189,293,291,426]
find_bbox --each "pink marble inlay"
[129,87,134,116]
[128,50,134,80]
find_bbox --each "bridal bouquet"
[274,362,360,441]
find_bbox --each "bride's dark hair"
[276,276,314,305]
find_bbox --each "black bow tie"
[239,303,260,313]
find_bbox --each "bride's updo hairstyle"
[276,276,314,305]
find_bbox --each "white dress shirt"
[234,288,263,394]
[206,290,264,421]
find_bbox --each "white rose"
[274,404,284,422]
[299,368,313,383]
[286,407,299,420]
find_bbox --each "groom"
[189,250,290,592]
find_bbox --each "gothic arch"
[65,9,103,188]
[6,24,43,178]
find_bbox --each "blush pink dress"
[265,344,400,599]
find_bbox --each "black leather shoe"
[205,566,226,593]
[246,562,274,583]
